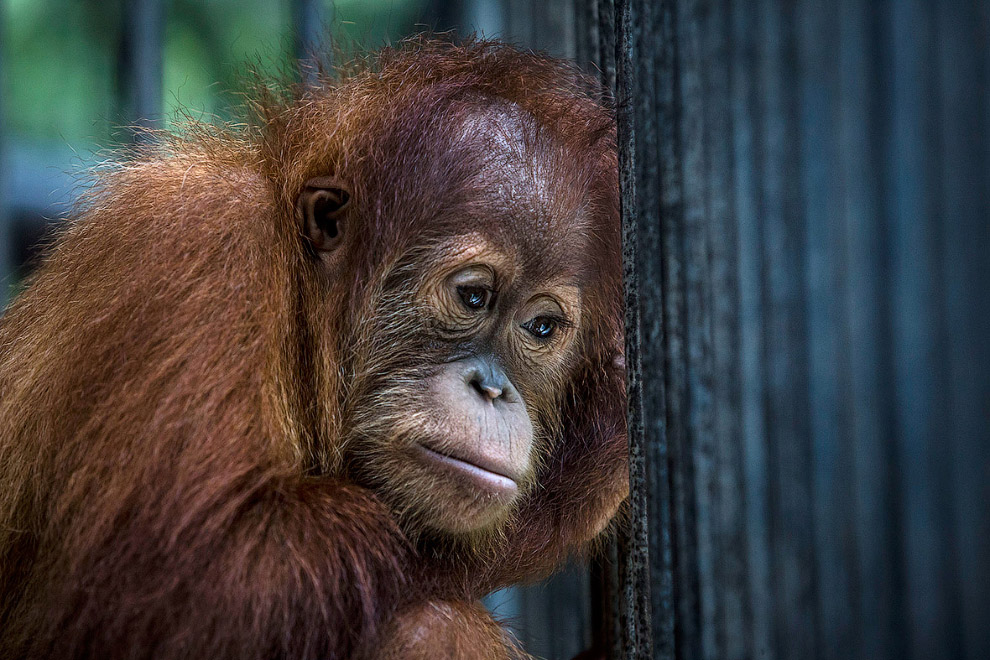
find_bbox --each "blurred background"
[0,0,582,305]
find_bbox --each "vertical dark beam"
[609,0,990,659]
[754,2,821,658]
[936,2,990,659]
[796,1,859,660]
[293,0,330,78]
[639,3,678,657]
[729,0,776,656]
[614,0,681,657]
[839,2,906,659]
[699,0,753,657]
[614,0,649,657]
[677,0,738,657]
[422,0,463,33]
[652,0,699,655]
[117,0,164,134]
[887,3,963,659]
[614,0,648,654]
[796,0,855,643]
[0,1,9,309]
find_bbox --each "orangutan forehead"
[360,95,593,272]
[453,100,551,183]
[454,99,534,156]
[423,228,590,290]
[450,101,592,238]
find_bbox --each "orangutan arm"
[4,475,412,660]
[376,600,530,660]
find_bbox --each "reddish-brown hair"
[0,38,625,658]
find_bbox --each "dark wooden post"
[607,0,990,659]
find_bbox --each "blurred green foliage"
[1,0,430,146]
[2,0,120,143]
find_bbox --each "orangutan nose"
[463,358,515,403]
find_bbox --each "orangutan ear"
[297,177,351,254]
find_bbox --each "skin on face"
[404,234,584,534]
[303,219,588,541]
[333,230,587,542]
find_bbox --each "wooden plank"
[935,5,990,660]
[887,3,964,658]
[837,3,908,660]
[606,1,990,659]
[794,2,860,659]
[696,0,752,657]
[615,0,662,657]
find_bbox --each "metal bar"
[292,0,329,78]
[116,0,164,134]
[422,0,462,33]
[936,2,990,658]
[839,2,907,657]
[0,2,9,309]
[888,2,963,658]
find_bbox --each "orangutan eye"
[523,316,561,340]
[457,286,493,310]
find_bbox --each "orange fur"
[0,38,625,659]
